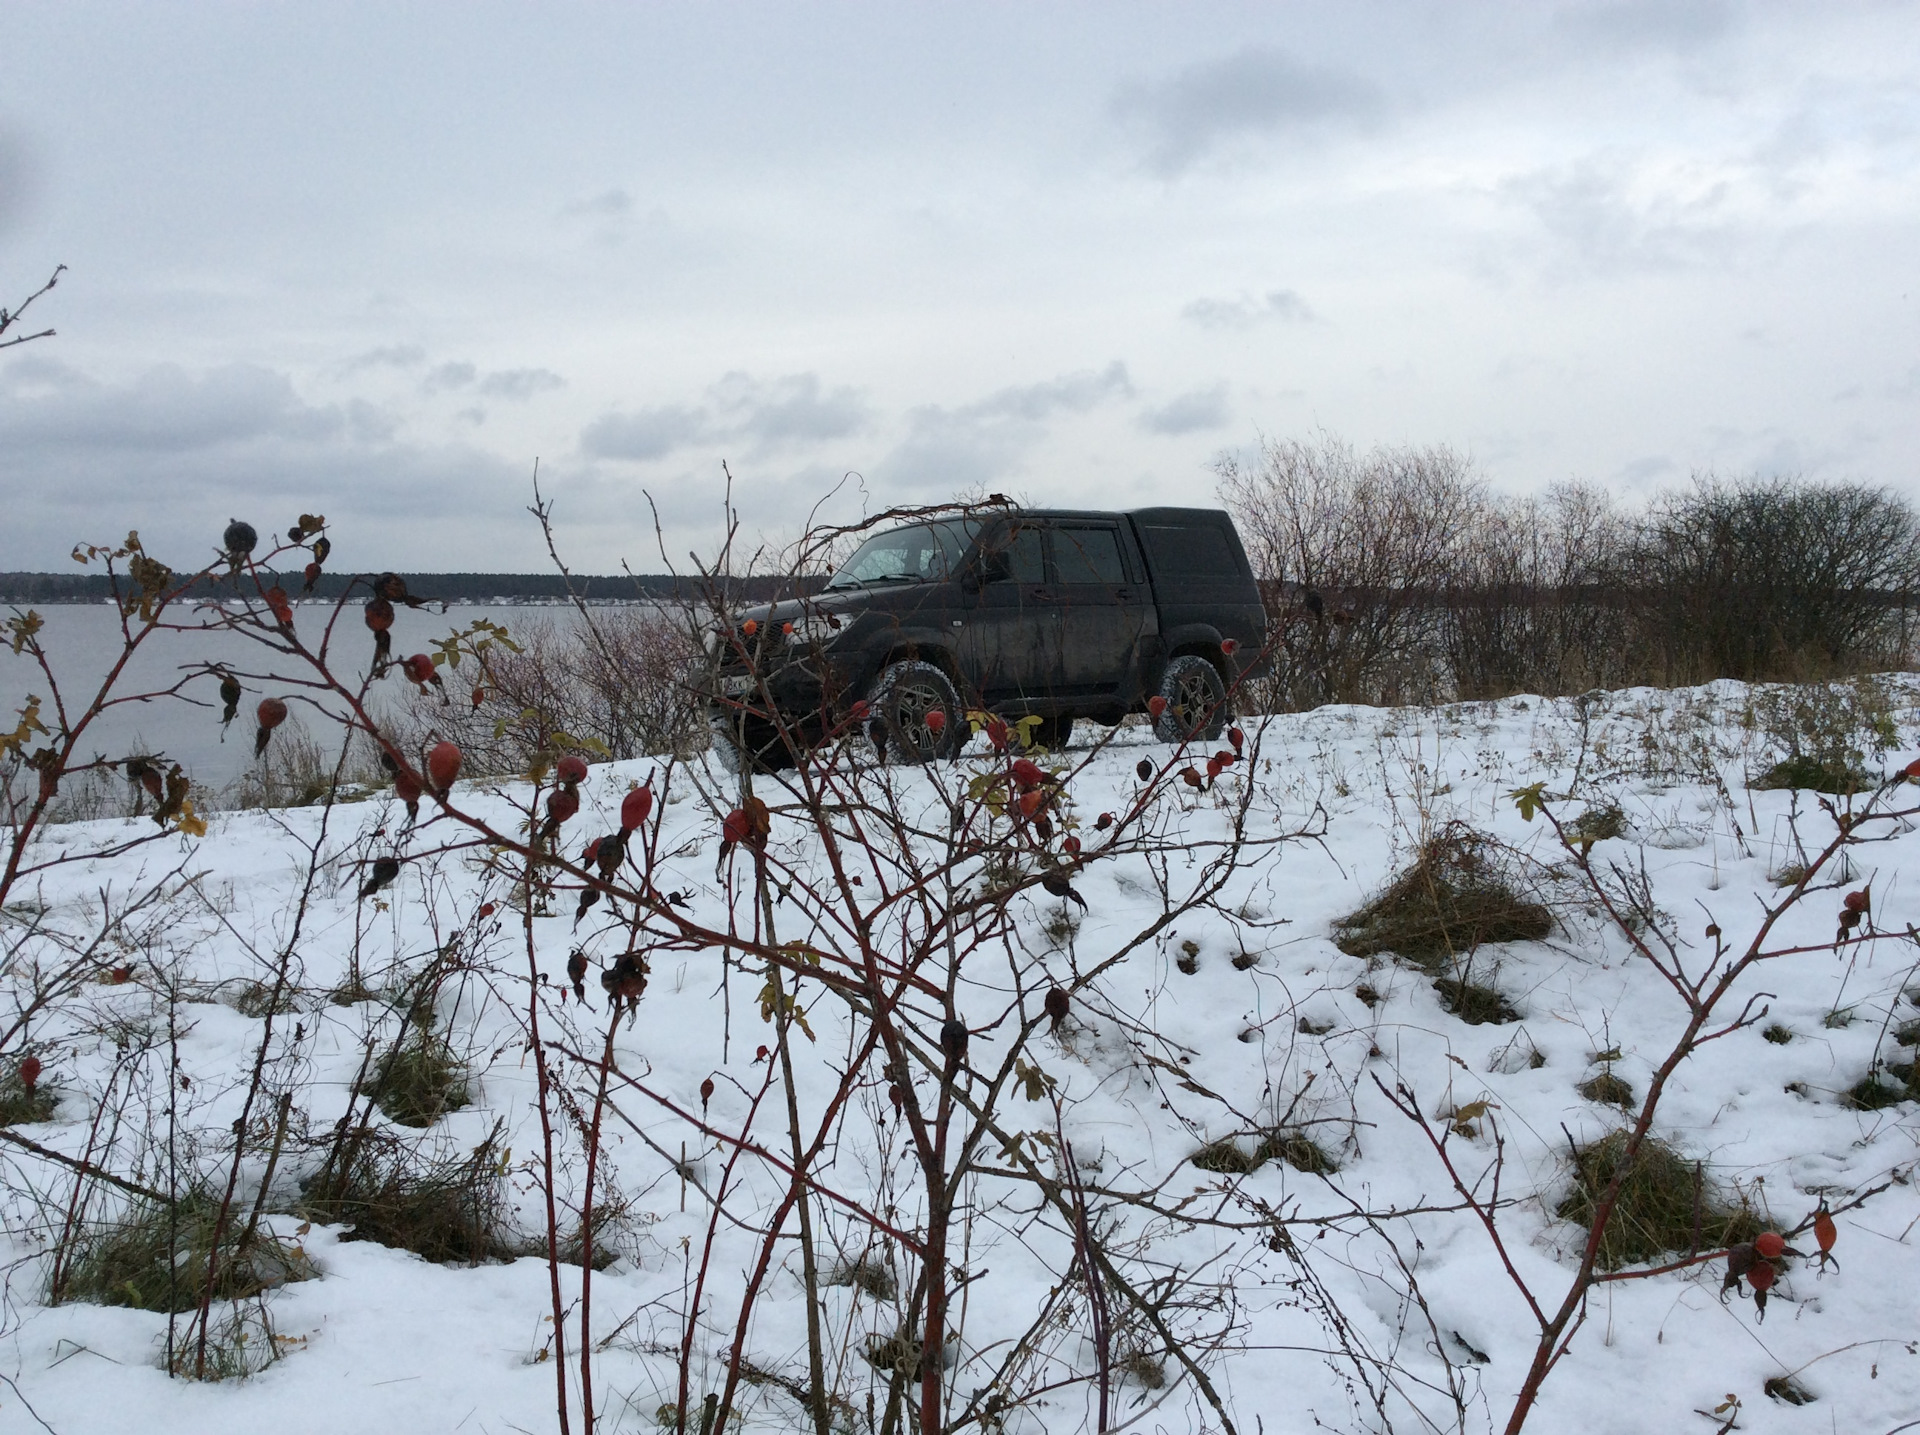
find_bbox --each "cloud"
[1182,289,1315,329]
[580,371,873,462]
[1139,383,1231,436]
[560,188,633,220]
[1503,156,1738,276]
[1556,0,1736,55]
[0,125,42,237]
[580,404,711,462]
[0,359,547,568]
[478,367,565,400]
[342,344,426,372]
[709,372,870,446]
[879,362,1134,492]
[424,361,478,392]
[0,360,340,451]
[1114,47,1385,175]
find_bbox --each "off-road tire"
[708,706,797,774]
[1153,655,1228,744]
[866,661,963,764]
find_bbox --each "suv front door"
[960,519,1059,707]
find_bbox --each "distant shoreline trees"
[1218,435,1920,709]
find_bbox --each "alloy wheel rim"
[897,682,944,755]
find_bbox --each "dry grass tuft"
[1190,1139,1264,1175]
[1578,1072,1635,1108]
[1751,755,1872,794]
[1334,824,1550,969]
[361,1031,469,1128]
[0,1066,57,1127]
[1556,1131,1759,1269]
[1256,1130,1340,1175]
[1434,977,1521,1025]
[301,1128,511,1265]
[57,1195,314,1312]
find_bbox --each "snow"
[4,680,1919,1435]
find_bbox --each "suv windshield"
[826,519,981,588]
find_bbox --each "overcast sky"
[2,1,1917,574]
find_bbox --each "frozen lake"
[0,600,595,794]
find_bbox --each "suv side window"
[983,524,1046,584]
[1051,526,1127,585]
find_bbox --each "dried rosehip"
[1136,759,1153,782]
[255,696,289,758]
[1180,768,1203,789]
[222,519,257,560]
[1095,812,1114,829]
[428,741,462,793]
[1844,889,1869,914]
[546,788,580,825]
[19,1055,42,1092]
[700,1077,715,1109]
[364,596,395,632]
[265,586,293,625]
[1044,986,1070,1031]
[1748,1260,1775,1292]
[400,653,434,685]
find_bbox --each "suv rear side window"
[1052,526,1127,584]
[1138,523,1236,577]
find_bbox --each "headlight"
[789,615,842,646]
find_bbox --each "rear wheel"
[866,661,963,764]
[1153,655,1228,744]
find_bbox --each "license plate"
[721,673,754,697]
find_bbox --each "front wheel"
[865,661,963,764]
[1153,655,1228,744]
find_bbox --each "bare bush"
[1219,437,1920,711]
[385,606,706,777]
[1216,434,1482,708]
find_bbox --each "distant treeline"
[1217,439,1920,707]
[0,570,813,606]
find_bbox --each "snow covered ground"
[4,678,1920,1435]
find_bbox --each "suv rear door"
[1045,520,1154,700]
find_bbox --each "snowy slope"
[4,680,1919,1435]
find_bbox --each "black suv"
[708,506,1265,767]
